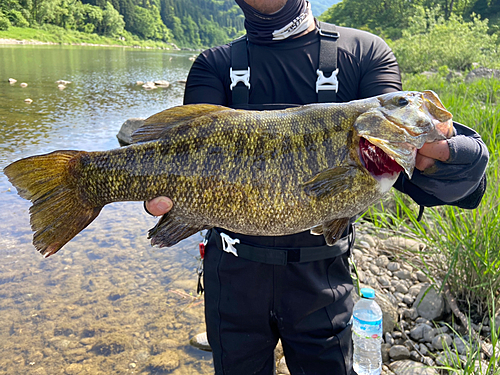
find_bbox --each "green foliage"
[318,0,418,39]
[319,0,500,41]
[100,1,124,36]
[129,5,170,41]
[390,10,499,73]
[0,11,11,31]
[0,0,243,47]
[6,9,29,27]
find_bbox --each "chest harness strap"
[316,22,339,103]
[230,22,340,106]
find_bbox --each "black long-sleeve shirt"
[184,25,487,211]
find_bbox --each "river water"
[0,45,213,374]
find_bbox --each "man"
[146,0,489,373]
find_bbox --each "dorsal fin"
[130,104,230,143]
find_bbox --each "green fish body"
[4,91,452,257]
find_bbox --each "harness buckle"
[220,232,240,257]
[318,28,340,39]
[230,67,251,90]
[316,68,339,93]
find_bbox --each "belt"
[209,226,354,266]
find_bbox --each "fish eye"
[397,97,409,107]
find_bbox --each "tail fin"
[4,151,102,257]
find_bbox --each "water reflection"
[0,45,212,374]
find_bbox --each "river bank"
[0,26,184,50]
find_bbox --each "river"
[0,45,213,374]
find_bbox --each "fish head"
[354,90,453,178]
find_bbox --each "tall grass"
[364,74,500,315]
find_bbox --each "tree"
[100,1,124,36]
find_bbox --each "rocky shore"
[277,223,498,375]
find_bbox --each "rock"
[393,270,412,280]
[390,360,438,375]
[387,262,400,272]
[381,343,391,363]
[91,333,131,355]
[453,335,468,355]
[415,271,429,283]
[402,307,418,321]
[432,333,452,350]
[382,237,425,252]
[146,351,180,373]
[142,81,157,90]
[409,350,420,361]
[384,332,394,345]
[389,345,410,360]
[154,80,170,87]
[65,363,83,375]
[465,67,500,83]
[189,332,212,352]
[377,276,391,287]
[473,360,491,375]
[360,234,379,248]
[376,255,390,268]
[408,284,423,297]
[116,118,145,146]
[394,281,409,294]
[369,264,382,276]
[435,351,461,367]
[413,284,446,321]
[423,328,438,343]
[409,323,433,342]
[403,294,415,306]
[136,350,150,361]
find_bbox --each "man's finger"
[415,154,435,171]
[418,140,450,161]
[146,197,173,216]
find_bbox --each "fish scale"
[4,91,453,257]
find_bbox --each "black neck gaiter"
[235,0,315,44]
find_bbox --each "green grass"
[0,25,178,49]
[362,74,500,372]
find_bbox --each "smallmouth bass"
[4,91,452,257]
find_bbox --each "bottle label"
[353,316,382,339]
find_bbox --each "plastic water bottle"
[352,287,383,375]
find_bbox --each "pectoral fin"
[322,218,350,246]
[148,210,210,247]
[302,167,353,199]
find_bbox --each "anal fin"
[148,211,210,247]
[322,218,350,246]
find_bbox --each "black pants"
[203,231,355,375]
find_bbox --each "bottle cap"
[360,287,375,299]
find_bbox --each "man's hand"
[415,140,450,171]
[145,197,173,216]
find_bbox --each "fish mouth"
[354,90,453,178]
[359,137,404,177]
[359,136,417,178]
